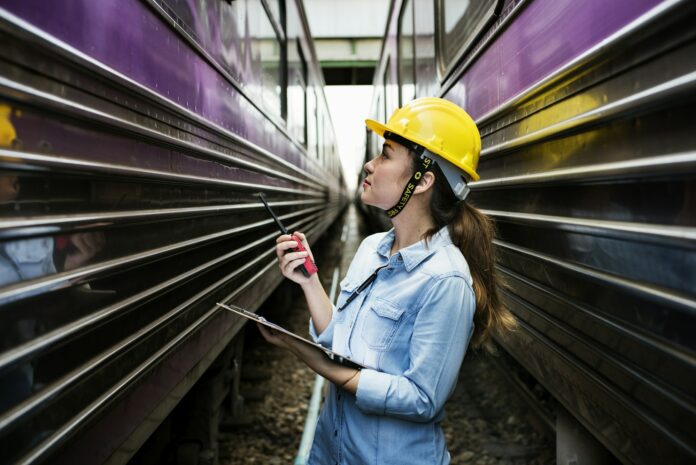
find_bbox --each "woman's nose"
[364,158,374,174]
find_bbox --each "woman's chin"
[359,195,387,212]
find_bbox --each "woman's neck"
[389,201,436,256]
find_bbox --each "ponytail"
[419,159,516,352]
[447,202,516,351]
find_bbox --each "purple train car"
[364,0,695,464]
[0,0,345,464]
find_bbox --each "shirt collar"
[376,225,453,272]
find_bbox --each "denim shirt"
[308,226,475,465]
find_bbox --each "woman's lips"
[362,180,370,188]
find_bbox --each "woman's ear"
[414,170,436,195]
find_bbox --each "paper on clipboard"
[216,302,366,369]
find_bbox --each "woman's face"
[361,139,412,210]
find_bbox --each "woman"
[258,97,516,464]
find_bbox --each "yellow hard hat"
[365,97,481,181]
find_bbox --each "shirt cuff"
[308,310,335,349]
[355,368,391,415]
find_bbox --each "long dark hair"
[412,154,516,351]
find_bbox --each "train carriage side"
[0,0,344,464]
[364,0,696,464]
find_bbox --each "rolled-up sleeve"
[355,275,475,421]
[308,304,336,349]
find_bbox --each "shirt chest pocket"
[361,297,405,351]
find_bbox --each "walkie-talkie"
[259,193,318,277]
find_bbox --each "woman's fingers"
[257,323,292,350]
[276,234,293,244]
[256,322,275,341]
[282,256,309,275]
[276,240,299,251]
[293,231,307,245]
[275,244,306,264]
[257,323,280,345]
[275,240,298,260]
[283,250,309,262]
[274,232,313,282]
[292,231,314,261]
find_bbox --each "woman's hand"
[256,322,295,352]
[256,323,326,366]
[63,232,105,270]
[256,322,361,394]
[275,231,315,284]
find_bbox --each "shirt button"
[334,429,338,437]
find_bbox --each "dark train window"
[398,0,416,105]
[248,0,283,117]
[436,0,500,78]
[288,41,307,145]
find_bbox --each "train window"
[414,0,437,97]
[318,110,324,163]
[398,0,416,105]
[288,41,307,145]
[323,113,328,164]
[247,0,283,117]
[369,90,385,158]
[262,0,282,26]
[383,56,398,119]
[307,87,318,158]
[436,0,500,78]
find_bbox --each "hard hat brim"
[365,118,389,138]
[365,118,480,181]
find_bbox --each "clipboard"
[216,302,366,369]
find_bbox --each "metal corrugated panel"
[0,2,345,464]
[468,3,696,464]
[365,0,694,463]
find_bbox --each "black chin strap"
[384,131,434,218]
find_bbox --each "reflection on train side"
[1,175,105,290]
